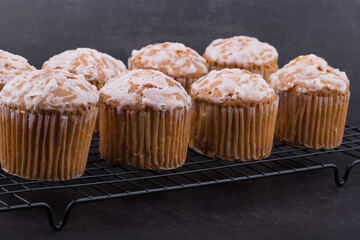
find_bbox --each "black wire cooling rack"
[0,124,360,230]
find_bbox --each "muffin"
[0,69,99,180]
[42,47,127,134]
[270,54,350,149]
[99,69,191,170]
[190,69,278,161]
[128,42,208,93]
[203,36,278,82]
[0,50,35,90]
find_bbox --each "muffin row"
[0,36,350,181]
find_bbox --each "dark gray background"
[0,0,360,239]
[0,0,359,122]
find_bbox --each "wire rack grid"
[0,124,360,230]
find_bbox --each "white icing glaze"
[191,69,275,104]
[0,50,35,85]
[42,48,126,86]
[128,42,208,78]
[270,54,350,94]
[100,69,191,111]
[204,36,278,67]
[0,69,99,112]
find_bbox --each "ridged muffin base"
[0,106,97,181]
[174,77,199,94]
[208,61,277,82]
[189,99,278,161]
[99,103,191,170]
[275,91,350,149]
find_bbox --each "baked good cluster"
[0,36,350,181]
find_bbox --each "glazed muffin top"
[0,50,35,87]
[191,69,276,107]
[100,69,191,111]
[0,69,99,113]
[128,42,208,79]
[270,54,350,95]
[203,36,278,68]
[42,48,126,89]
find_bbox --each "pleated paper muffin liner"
[99,103,191,170]
[174,77,199,94]
[0,106,97,181]
[93,106,100,136]
[189,99,279,161]
[275,91,350,149]
[90,81,103,136]
[208,61,278,82]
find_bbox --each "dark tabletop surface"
[0,0,360,239]
[1,160,360,240]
